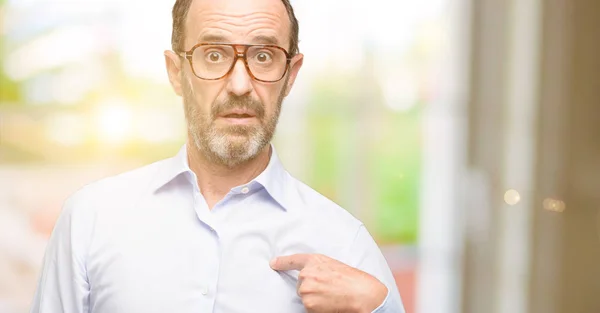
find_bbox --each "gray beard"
[181,74,288,168]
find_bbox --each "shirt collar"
[150,144,296,211]
[252,144,294,211]
[150,144,192,193]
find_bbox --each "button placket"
[197,227,220,311]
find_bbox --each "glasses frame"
[178,43,293,83]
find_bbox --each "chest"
[86,207,326,313]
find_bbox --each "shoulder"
[50,159,168,252]
[78,159,165,199]
[58,158,167,221]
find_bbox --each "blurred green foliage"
[306,71,421,244]
[0,0,21,104]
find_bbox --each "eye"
[206,51,223,63]
[255,52,272,63]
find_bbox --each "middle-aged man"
[30,0,405,312]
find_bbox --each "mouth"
[217,110,258,125]
[222,113,255,118]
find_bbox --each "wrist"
[354,281,388,313]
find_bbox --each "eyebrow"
[197,34,230,43]
[250,35,280,46]
[197,34,280,46]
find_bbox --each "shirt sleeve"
[30,192,93,313]
[346,225,406,313]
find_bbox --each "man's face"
[166,0,303,167]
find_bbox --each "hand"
[270,254,388,313]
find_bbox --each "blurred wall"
[463,0,600,312]
[555,0,600,312]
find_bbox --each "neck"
[187,139,271,209]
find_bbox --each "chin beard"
[184,97,283,168]
[193,124,269,168]
[181,72,288,168]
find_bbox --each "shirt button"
[200,286,210,296]
[241,186,250,194]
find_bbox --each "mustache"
[212,95,265,119]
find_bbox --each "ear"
[165,50,184,97]
[283,53,304,97]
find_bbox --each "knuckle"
[298,285,310,296]
[298,271,309,280]
[312,273,326,283]
[301,269,318,281]
[298,280,315,294]
[302,297,317,310]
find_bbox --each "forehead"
[185,0,290,47]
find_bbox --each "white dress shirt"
[30,145,405,313]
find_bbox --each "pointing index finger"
[270,253,311,271]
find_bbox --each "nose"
[225,57,253,97]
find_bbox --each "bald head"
[171,0,300,55]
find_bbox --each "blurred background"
[0,0,599,312]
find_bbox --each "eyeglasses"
[178,43,293,83]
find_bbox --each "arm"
[30,193,92,313]
[346,225,405,313]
